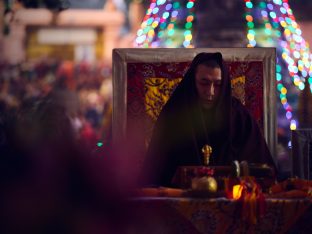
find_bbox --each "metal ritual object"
[202,144,212,166]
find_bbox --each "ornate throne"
[112,48,276,177]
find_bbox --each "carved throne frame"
[112,48,277,167]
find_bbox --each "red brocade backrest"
[113,48,277,174]
[127,61,264,137]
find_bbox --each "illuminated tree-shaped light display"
[135,0,195,48]
[245,0,312,133]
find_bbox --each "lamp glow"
[232,185,243,200]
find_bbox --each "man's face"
[195,64,222,109]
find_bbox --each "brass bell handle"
[202,144,212,166]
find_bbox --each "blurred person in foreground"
[0,97,131,234]
[141,52,276,187]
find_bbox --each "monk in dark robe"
[141,52,276,187]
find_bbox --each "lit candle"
[232,184,243,200]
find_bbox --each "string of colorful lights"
[135,0,196,48]
[163,1,179,47]
[246,0,294,131]
[183,0,195,48]
[245,0,312,131]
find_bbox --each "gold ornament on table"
[193,176,218,192]
[191,144,218,193]
[202,144,212,166]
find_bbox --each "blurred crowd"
[0,59,142,233]
[0,59,113,148]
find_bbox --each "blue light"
[165,4,172,11]
[136,35,146,44]
[183,41,190,47]
[152,7,159,14]
[172,10,178,17]
[302,70,308,77]
[250,40,257,47]
[280,7,287,14]
[261,10,268,17]
[267,4,273,10]
[286,111,292,119]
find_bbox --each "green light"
[264,29,271,35]
[276,73,282,81]
[186,2,194,9]
[246,2,253,8]
[289,26,296,33]
[173,2,180,9]
[269,12,276,19]
[277,83,283,91]
[146,18,153,26]
[299,83,305,90]
[168,29,174,36]
[160,22,166,29]
[185,22,192,29]
[247,22,254,28]
[259,2,266,9]
[152,7,159,14]
[285,17,292,25]
[143,27,149,34]
[97,142,103,147]
[162,12,169,19]
[157,0,166,5]
[276,65,282,72]
[166,39,173,46]
[184,30,191,36]
[279,93,286,99]
[137,29,143,37]
[248,30,255,35]
[158,31,164,37]
[272,22,279,28]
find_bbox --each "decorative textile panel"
[129,198,312,234]
[127,61,264,148]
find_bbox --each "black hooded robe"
[141,52,276,187]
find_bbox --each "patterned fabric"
[127,61,264,150]
[145,77,182,122]
[129,197,312,234]
[231,75,245,105]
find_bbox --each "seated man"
[141,52,276,187]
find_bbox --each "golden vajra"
[202,144,212,166]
